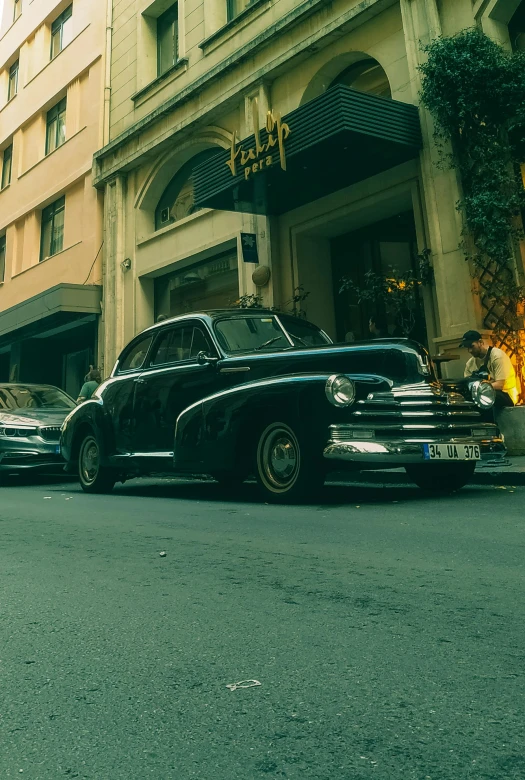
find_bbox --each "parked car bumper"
[0,438,64,472]
[323,424,504,468]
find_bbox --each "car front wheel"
[78,434,115,494]
[255,421,324,503]
[405,461,476,493]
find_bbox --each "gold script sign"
[226,99,291,181]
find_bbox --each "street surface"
[0,476,524,779]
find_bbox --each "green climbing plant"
[418,27,525,398]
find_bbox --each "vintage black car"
[60,310,503,501]
[0,383,76,478]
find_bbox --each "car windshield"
[214,315,331,353]
[0,385,75,411]
[215,316,291,353]
[279,317,332,347]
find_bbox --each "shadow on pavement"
[108,477,484,507]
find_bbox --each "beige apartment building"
[91,0,525,375]
[0,0,106,397]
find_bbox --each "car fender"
[60,399,107,471]
[174,372,390,472]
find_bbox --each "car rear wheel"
[405,461,476,493]
[78,434,115,494]
[255,421,324,503]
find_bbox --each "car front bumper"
[0,439,64,472]
[323,427,505,468]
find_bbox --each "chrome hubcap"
[81,438,99,485]
[260,426,299,490]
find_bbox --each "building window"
[8,60,19,101]
[45,98,67,155]
[227,0,254,22]
[330,60,392,99]
[40,196,65,261]
[0,236,5,284]
[13,0,22,22]
[509,1,525,52]
[51,5,73,59]
[157,4,178,76]
[1,145,12,190]
[155,149,218,230]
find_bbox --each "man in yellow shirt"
[461,330,518,407]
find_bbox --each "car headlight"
[325,374,356,407]
[470,380,496,409]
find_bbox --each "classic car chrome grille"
[344,386,484,438]
[38,426,62,442]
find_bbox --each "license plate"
[423,443,480,461]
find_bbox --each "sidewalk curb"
[330,468,525,487]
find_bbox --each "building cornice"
[93,0,397,186]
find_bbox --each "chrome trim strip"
[176,373,334,421]
[323,438,485,464]
[220,367,251,373]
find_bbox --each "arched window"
[509,1,525,52]
[154,148,218,231]
[330,60,391,99]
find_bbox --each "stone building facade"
[93,0,525,375]
[0,0,106,397]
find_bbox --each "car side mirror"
[196,351,219,367]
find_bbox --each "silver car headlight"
[325,374,356,408]
[470,379,496,409]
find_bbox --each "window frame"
[117,333,156,374]
[226,0,254,23]
[1,145,13,190]
[40,195,65,262]
[157,3,179,77]
[8,60,19,101]
[13,0,22,23]
[148,322,215,368]
[50,4,73,60]
[45,97,67,155]
[0,235,6,284]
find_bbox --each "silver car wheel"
[257,423,300,493]
[79,435,100,487]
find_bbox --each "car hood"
[220,340,435,387]
[0,408,71,427]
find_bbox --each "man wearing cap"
[461,330,518,407]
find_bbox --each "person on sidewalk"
[77,368,102,404]
[461,330,518,407]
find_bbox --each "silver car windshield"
[0,386,76,411]
[214,315,331,353]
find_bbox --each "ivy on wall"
[418,28,525,392]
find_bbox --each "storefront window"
[330,60,391,99]
[155,252,240,317]
[330,212,426,344]
[155,149,218,231]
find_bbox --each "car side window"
[150,325,213,367]
[119,334,154,372]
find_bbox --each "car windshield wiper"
[254,336,284,351]
[289,335,307,346]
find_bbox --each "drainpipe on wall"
[104,0,113,147]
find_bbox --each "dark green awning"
[0,284,101,348]
[193,84,422,216]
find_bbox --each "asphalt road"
[0,476,524,780]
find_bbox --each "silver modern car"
[0,383,76,477]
